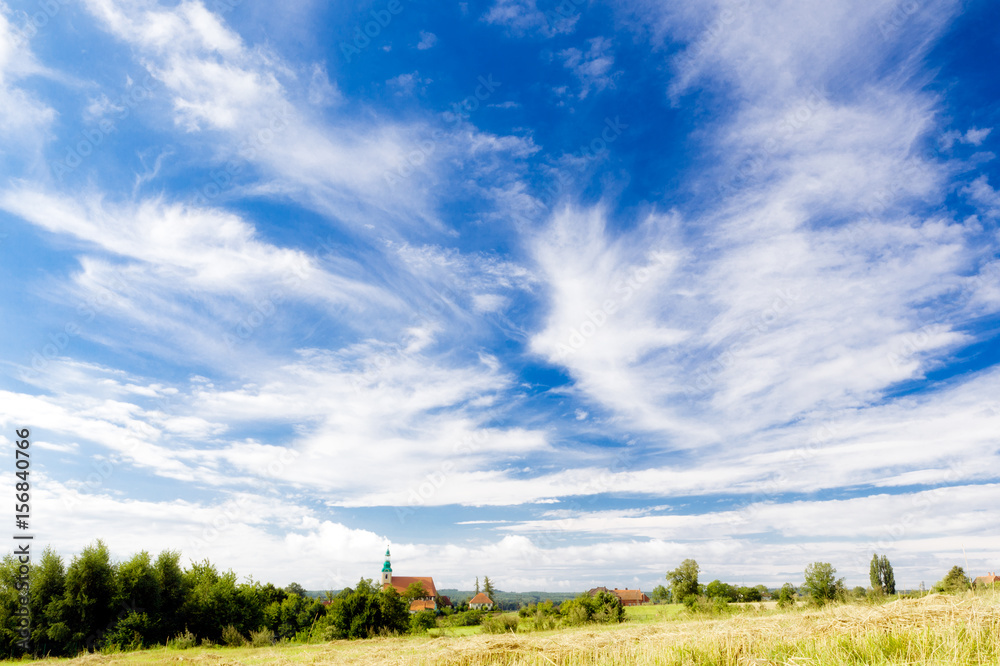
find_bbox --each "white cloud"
[483,0,578,38]
[0,10,57,159]
[416,31,437,50]
[559,37,616,99]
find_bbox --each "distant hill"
[438,589,580,611]
[305,589,582,611]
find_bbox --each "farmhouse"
[973,572,1000,587]
[612,588,650,606]
[380,548,439,612]
[588,586,649,606]
[469,592,494,610]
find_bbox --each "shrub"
[448,609,484,626]
[167,629,198,650]
[221,624,246,647]
[481,614,518,634]
[102,611,153,651]
[561,591,625,625]
[410,610,437,634]
[249,627,274,647]
[777,583,797,609]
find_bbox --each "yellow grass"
[8,592,1000,665]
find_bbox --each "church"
[380,548,439,612]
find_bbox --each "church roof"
[385,575,437,598]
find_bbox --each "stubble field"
[9,592,999,665]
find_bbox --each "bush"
[682,596,732,615]
[777,583,797,609]
[409,610,437,634]
[221,624,246,647]
[167,629,198,650]
[447,609,484,626]
[102,611,153,651]
[561,591,625,625]
[249,627,274,647]
[481,614,518,634]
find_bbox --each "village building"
[612,588,650,606]
[469,592,494,610]
[588,586,649,606]
[973,572,1000,587]
[380,548,438,612]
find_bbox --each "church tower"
[381,547,392,587]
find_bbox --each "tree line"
[0,541,430,657]
[660,553,984,609]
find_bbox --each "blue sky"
[1,0,998,594]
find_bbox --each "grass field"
[7,592,999,665]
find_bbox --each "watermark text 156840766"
[13,428,32,652]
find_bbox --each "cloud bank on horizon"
[0,0,998,592]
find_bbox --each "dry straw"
[26,590,1000,665]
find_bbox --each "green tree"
[881,555,896,595]
[932,566,971,594]
[776,583,796,608]
[869,553,896,595]
[705,580,737,601]
[737,585,762,602]
[560,591,624,625]
[63,540,116,652]
[403,580,428,602]
[153,550,188,643]
[474,577,480,595]
[666,559,700,602]
[284,582,307,598]
[327,578,408,639]
[482,576,495,601]
[116,553,160,608]
[801,562,844,606]
[29,547,67,656]
[0,553,30,657]
[650,584,671,604]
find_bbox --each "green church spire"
[382,548,392,573]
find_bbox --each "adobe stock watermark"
[553,250,667,359]
[187,449,300,553]
[62,392,181,510]
[516,116,629,222]
[6,0,71,49]
[843,153,936,246]
[394,414,499,524]
[344,283,462,394]
[52,75,158,180]
[884,260,1000,371]
[223,258,311,349]
[718,87,824,197]
[19,268,132,382]
[877,0,919,39]
[676,0,753,77]
[684,285,803,395]
[849,458,970,570]
[725,417,848,528]
[383,75,502,188]
[192,104,291,206]
[339,0,408,63]
[519,448,637,566]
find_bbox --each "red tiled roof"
[612,589,649,603]
[409,599,436,612]
[469,592,493,605]
[974,573,1000,585]
[438,595,452,607]
[385,576,438,598]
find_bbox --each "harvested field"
[12,593,1000,665]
